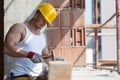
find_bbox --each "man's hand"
[27,51,44,63]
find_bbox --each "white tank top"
[10,23,46,76]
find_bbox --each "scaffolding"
[85,0,120,74]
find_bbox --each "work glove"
[42,62,48,73]
[27,51,44,63]
[39,62,48,79]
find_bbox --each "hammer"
[42,50,54,61]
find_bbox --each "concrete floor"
[4,64,120,80]
[71,66,120,80]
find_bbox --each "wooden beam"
[87,33,116,36]
[85,24,116,29]
[93,0,99,69]
[98,59,117,65]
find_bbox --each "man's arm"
[42,46,50,57]
[3,23,28,57]
[42,46,52,64]
[4,23,44,63]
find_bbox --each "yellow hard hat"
[37,3,57,26]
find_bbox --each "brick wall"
[0,0,4,80]
[47,0,86,66]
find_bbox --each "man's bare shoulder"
[8,23,25,33]
[5,23,26,42]
[10,23,24,29]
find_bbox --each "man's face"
[35,12,47,29]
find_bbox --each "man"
[3,3,57,80]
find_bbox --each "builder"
[3,3,57,80]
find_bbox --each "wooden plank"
[85,24,116,29]
[48,61,73,80]
[87,33,116,36]
[98,59,117,72]
[98,59,117,65]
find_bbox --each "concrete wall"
[4,0,47,79]
[101,0,117,60]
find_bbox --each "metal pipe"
[116,0,120,74]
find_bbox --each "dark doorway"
[0,0,4,80]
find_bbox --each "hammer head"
[50,50,54,61]
[50,50,64,61]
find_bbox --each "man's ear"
[34,13,38,19]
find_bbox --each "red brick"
[60,9,85,27]
[71,0,85,8]
[47,0,70,8]
[47,29,61,47]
